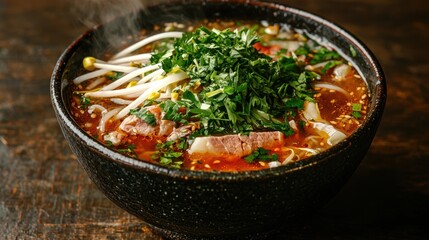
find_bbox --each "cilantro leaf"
[349,45,357,58]
[152,139,187,168]
[130,107,157,126]
[321,60,343,74]
[294,44,311,56]
[244,148,279,163]
[351,103,363,119]
[352,103,362,111]
[117,144,137,158]
[80,95,91,108]
[310,47,341,64]
[352,111,362,119]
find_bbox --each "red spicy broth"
[70,20,369,172]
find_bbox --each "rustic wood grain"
[1,0,428,239]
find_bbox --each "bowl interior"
[51,0,386,180]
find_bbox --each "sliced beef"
[188,134,252,157]
[120,115,156,136]
[167,125,194,141]
[248,131,284,149]
[119,105,174,137]
[159,112,176,136]
[188,131,285,157]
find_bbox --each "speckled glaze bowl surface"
[50,0,386,239]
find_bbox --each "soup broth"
[70,20,369,171]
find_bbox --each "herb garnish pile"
[150,26,319,137]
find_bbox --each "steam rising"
[71,0,147,47]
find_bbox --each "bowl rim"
[50,0,386,181]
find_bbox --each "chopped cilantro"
[244,148,279,163]
[160,99,190,125]
[351,103,362,119]
[117,144,137,158]
[284,98,305,109]
[80,95,91,108]
[104,140,113,147]
[130,107,157,126]
[294,44,311,56]
[351,111,362,119]
[276,48,289,56]
[298,120,307,130]
[321,60,343,74]
[310,47,342,64]
[151,27,317,136]
[349,45,357,58]
[152,139,187,168]
[352,103,362,111]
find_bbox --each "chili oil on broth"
[70,20,369,172]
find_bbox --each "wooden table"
[1,0,428,239]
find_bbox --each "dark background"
[1,0,428,239]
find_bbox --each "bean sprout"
[113,32,183,59]
[108,53,152,64]
[137,68,165,85]
[92,62,137,73]
[88,104,107,115]
[116,71,189,119]
[85,82,154,98]
[86,77,107,90]
[110,98,133,105]
[101,64,160,91]
[99,107,123,133]
[73,69,110,84]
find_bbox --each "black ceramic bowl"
[51,0,386,239]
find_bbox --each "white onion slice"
[301,101,323,122]
[309,122,347,146]
[268,161,281,168]
[333,64,352,80]
[313,82,349,96]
